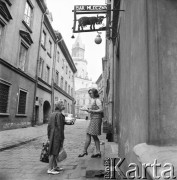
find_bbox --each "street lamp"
[95,32,102,44]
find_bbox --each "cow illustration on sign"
[78,15,105,31]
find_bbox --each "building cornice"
[96,74,102,84]
[36,0,47,14]
[44,14,56,42]
[54,83,74,101]
[0,58,36,83]
[56,33,77,73]
[37,84,52,94]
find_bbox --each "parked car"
[64,114,76,125]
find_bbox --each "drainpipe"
[32,10,48,126]
[51,37,63,112]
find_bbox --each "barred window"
[18,90,27,114]
[0,82,10,113]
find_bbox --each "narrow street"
[0,119,106,180]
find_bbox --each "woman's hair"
[55,100,64,111]
[88,88,99,98]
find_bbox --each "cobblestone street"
[0,120,106,180]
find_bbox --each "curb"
[0,138,38,152]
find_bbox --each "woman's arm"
[88,99,103,113]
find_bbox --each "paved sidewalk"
[0,124,47,151]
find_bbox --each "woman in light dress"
[78,88,103,158]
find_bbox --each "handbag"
[57,148,67,162]
[40,141,49,163]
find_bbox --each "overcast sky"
[46,0,106,82]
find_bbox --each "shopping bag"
[57,148,67,162]
[40,141,49,163]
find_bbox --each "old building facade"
[0,0,76,130]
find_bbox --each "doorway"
[43,101,51,123]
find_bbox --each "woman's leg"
[48,155,54,170]
[92,135,101,153]
[53,155,58,169]
[83,133,91,152]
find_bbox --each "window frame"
[16,88,28,116]
[60,76,63,89]
[0,79,11,115]
[49,40,52,55]
[41,30,46,48]
[65,81,67,92]
[18,41,29,71]
[55,70,59,85]
[46,65,50,84]
[38,58,44,79]
[57,51,60,62]
[23,0,34,29]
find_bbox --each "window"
[65,81,67,92]
[69,71,71,78]
[0,81,10,113]
[38,58,44,78]
[17,89,27,115]
[49,40,52,55]
[83,99,85,105]
[64,99,67,113]
[70,105,72,114]
[71,88,73,97]
[41,31,46,47]
[68,103,70,113]
[0,23,4,43]
[62,59,64,69]
[24,1,32,27]
[19,43,28,71]
[57,51,60,62]
[66,66,68,74]
[55,71,59,85]
[46,66,50,83]
[60,76,63,89]
[68,85,70,95]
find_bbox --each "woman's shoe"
[91,153,101,158]
[47,169,60,175]
[78,151,88,157]
[54,167,64,171]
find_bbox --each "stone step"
[85,143,105,178]
[86,156,105,178]
[85,142,118,178]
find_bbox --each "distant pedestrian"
[78,88,103,158]
[47,100,68,175]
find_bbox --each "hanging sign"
[72,5,107,33]
[75,5,107,12]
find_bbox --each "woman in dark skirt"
[47,100,66,175]
[78,88,103,158]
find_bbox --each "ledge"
[15,114,27,117]
[0,113,10,116]
[133,143,177,179]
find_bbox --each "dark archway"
[43,101,51,123]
